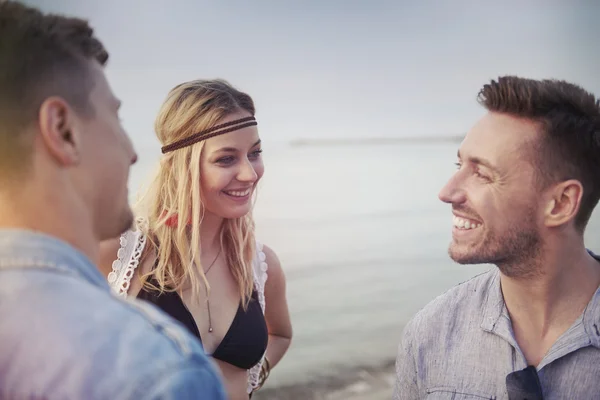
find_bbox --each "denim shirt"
[394,256,600,400]
[0,229,226,400]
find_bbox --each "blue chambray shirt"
[394,254,600,400]
[0,229,226,400]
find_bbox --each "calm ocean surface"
[129,141,600,389]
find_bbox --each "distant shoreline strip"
[289,136,464,147]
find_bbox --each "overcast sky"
[26,0,599,150]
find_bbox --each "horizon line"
[289,135,465,147]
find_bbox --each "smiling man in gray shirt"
[394,76,600,400]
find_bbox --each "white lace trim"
[247,241,268,394]
[106,219,269,394]
[107,217,147,299]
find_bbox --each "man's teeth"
[453,215,482,230]
[225,188,251,197]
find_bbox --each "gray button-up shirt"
[393,260,600,399]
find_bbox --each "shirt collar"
[583,251,600,348]
[0,229,108,289]
[481,250,600,349]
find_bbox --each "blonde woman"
[98,79,292,399]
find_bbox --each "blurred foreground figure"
[0,2,225,399]
[394,76,600,399]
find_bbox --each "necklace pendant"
[209,327,213,333]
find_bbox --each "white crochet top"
[106,217,269,395]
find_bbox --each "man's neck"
[0,183,98,265]
[499,236,600,346]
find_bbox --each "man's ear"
[38,97,82,166]
[543,179,583,228]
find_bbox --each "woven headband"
[161,116,257,154]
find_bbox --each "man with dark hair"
[394,76,600,399]
[0,2,225,399]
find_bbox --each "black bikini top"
[137,277,268,370]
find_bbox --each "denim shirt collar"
[480,250,600,367]
[0,229,108,289]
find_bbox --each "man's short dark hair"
[0,0,108,175]
[477,76,600,231]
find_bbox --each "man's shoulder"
[22,270,206,359]
[0,269,224,398]
[404,268,497,338]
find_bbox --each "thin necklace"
[203,246,222,333]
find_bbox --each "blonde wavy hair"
[135,79,257,308]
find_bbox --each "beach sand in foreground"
[254,360,395,400]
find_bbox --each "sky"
[25,0,600,151]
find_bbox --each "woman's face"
[199,111,264,219]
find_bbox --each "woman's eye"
[216,156,235,165]
[250,149,263,159]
